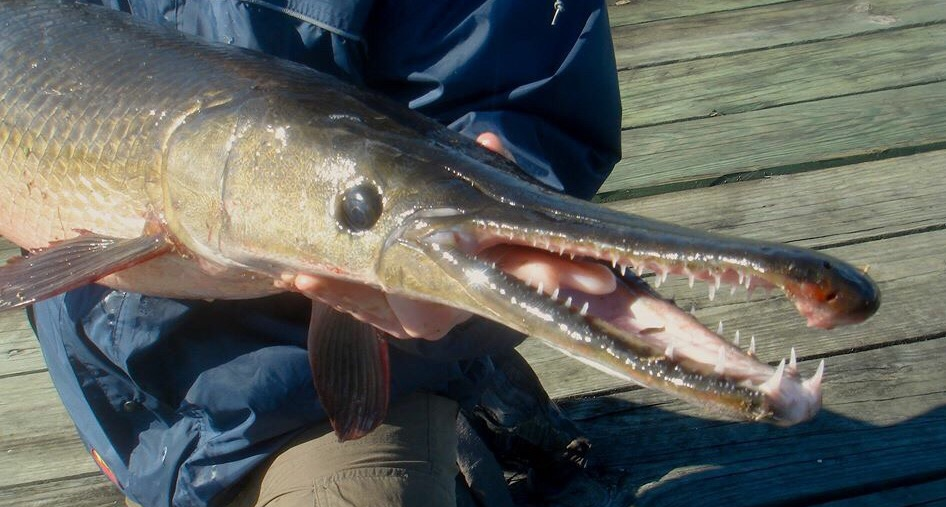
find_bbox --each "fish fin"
[307,302,390,442]
[0,233,171,311]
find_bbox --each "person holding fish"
[24,1,622,506]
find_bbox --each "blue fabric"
[33,1,621,506]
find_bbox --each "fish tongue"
[480,245,617,295]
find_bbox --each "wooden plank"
[610,0,946,70]
[814,478,946,506]
[608,150,946,250]
[606,0,789,27]
[0,371,99,488]
[561,337,946,507]
[0,312,43,378]
[0,238,46,378]
[602,81,946,195]
[620,24,946,128]
[0,475,123,507]
[521,153,946,398]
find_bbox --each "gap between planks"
[601,82,946,196]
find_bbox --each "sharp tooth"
[762,359,786,391]
[654,274,663,288]
[579,301,589,316]
[552,288,560,300]
[737,271,745,285]
[565,296,573,307]
[789,347,798,373]
[716,321,724,335]
[636,264,645,277]
[708,284,717,301]
[803,360,825,393]
[688,273,695,288]
[748,335,757,356]
[570,253,576,260]
[730,285,737,296]
[733,329,741,346]
[664,343,675,360]
[620,264,627,276]
[611,255,619,268]
[714,347,726,374]
[661,271,668,284]
[532,239,538,247]
[689,304,696,315]
[714,274,721,290]
[744,275,752,290]
[537,282,544,295]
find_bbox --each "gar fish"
[0,0,879,440]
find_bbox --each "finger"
[476,132,514,161]
[289,273,411,338]
[386,293,473,340]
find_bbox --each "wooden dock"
[3,1,946,505]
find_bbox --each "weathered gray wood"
[0,313,43,378]
[604,150,946,249]
[607,0,789,27]
[0,474,123,507]
[0,238,46,378]
[560,338,946,506]
[0,371,99,488]
[619,24,946,128]
[611,0,946,70]
[603,81,946,195]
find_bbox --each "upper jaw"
[391,206,876,425]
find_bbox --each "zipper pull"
[551,0,564,25]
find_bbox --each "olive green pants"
[126,393,459,507]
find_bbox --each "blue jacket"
[32,1,621,505]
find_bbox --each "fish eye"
[337,183,383,232]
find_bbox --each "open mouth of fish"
[400,206,880,426]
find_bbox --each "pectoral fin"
[307,302,391,442]
[0,233,171,311]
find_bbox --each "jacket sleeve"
[362,0,622,199]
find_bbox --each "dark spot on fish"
[337,183,382,232]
